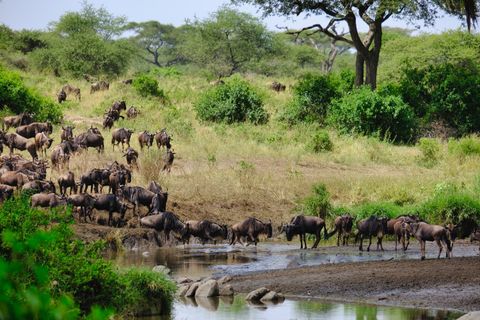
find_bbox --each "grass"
[11,69,480,226]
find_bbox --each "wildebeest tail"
[325,226,338,240]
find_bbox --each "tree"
[439,0,478,31]
[180,7,274,77]
[233,0,466,89]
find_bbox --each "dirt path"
[230,255,480,312]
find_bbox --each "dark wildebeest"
[284,215,327,249]
[123,147,138,167]
[108,169,130,195]
[140,211,186,241]
[183,220,228,245]
[67,193,96,222]
[230,217,273,246]
[30,193,66,208]
[386,215,420,235]
[62,84,81,101]
[110,101,126,113]
[57,89,67,103]
[270,81,286,92]
[326,214,354,246]
[120,186,156,216]
[410,222,452,260]
[61,126,74,142]
[394,220,412,252]
[99,81,109,90]
[149,191,168,213]
[111,128,134,151]
[0,184,15,202]
[74,130,104,153]
[80,169,103,193]
[138,131,154,150]
[147,181,162,194]
[92,194,128,226]
[2,113,33,131]
[446,218,479,249]
[58,171,77,195]
[470,230,480,251]
[122,79,133,85]
[0,171,31,188]
[126,106,139,119]
[103,116,114,130]
[355,216,389,252]
[34,132,53,158]
[5,133,38,160]
[104,109,124,121]
[155,129,171,150]
[15,122,52,139]
[50,146,70,170]
[162,149,175,172]
[22,180,56,194]
[90,81,109,94]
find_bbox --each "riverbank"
[230,255,480,313]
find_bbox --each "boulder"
[245,287,269,301]
[219,284,234,296]
[176,284,190,297]
[177,277,193,284]
[457,312,480,320]
[152,265,171,275]
[260,290,285,303]
[195,279,219,297]
[217,275,232,285]
[185,282,201,297]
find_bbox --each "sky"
[0,0,467,34]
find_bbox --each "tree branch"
[286,20,353,46]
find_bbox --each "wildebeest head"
[88,126,101,135]
[285,224,295,241]
[266,220,273,238]
[61,126,74,141]
[46,122,53,134]
[379,217,389,233]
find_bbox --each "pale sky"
[0,0,467,34]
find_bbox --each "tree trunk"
[355,53,365,87]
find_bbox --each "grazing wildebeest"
[22,180,56,194]
[155,129,171,150]
[149,191,168,213]
[147,181,162,194]
[120,186,156,216]
[74,130,104,152]
[61,126,74,142]
[111,128,134,151]
[57,89,67,103]
[110,101,126,113]
[0,184,15,201]
[62,84,81,101]
[50,146,70,170]
[270,81,286,92]
[67,193,96,222]
[182,220,228,245]
[140,211,186,241]
[410,222,452,260]
[123,147,138,167]
[90,81,109,94]
[126,106,139,119]
[394,220,412,252]
[138,131,154,150]
[326,214,354,246]
[31,193,66,208]
[103,116,114,130]
[16,122,52,139]
[162,149,175,172]
[230,217,273,246]
[34,132,53,158]
[356,216,389,252]
[5,133,37,160]
[80,169,103,193]
[104,109,124,121]
[2,113,33,131]
[58,171,77,195]
[0,171,31,188]
[284,215,327,249]
[92,194,128,226]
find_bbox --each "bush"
[418,191,480,224]
[281,73,338,124]
[417,138,441,167]
[133,74,166,99]
[328,87,416,143]
[195,75,268,124]
[352,202,403,221]
[307,130,333,153]
[448,135,480,158]
[301,183,331,219]
[0,66,62,122]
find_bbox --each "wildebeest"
[67,193,96,222]
[58,171,77,195]
[61,126,74,142]
[120,186,156,216]
[122,79,133,85]
[0,171,31,188]
[326,214,354,246]
[140,211,186,241]
[16,122,53,139]
[108,169,130,195]
[138,131,154,150]
[80,169,103,193]
[126,106,139,119]
[62,84,81,101]
[230,217,273,246]
[183,220,228,245]
[57,89,67,103]
[34,132,53,158]
[31,193,66,208]
[110,101,126,113]
[92,194,128,226]
[111,128,133,151]
[22,180,56,194]
[123,147,138,167]
[446,218,479,246]
[162,149,175,172]
[103,116,114,130]
[387,215,420,235]
[270,81,286,92]
[2,113,33,131]
[50,146,70,170]
[74,130,104,152]
[155,129,171,150]
[394,220,411,252]
[149,191,168,213]
[284,215,327,249]
[410,222,452,260]
[5,133,37,160]
[147,181,162,194]
[355,216,389,252]
[0,184,15,201]
[104,109,124,122]
[90,81,109,94]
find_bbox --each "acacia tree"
[234,0,473,89]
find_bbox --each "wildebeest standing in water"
[140,211,186,243]
[285,215,327,249]
[394,220,411,252]
[182,220,228,245]
[355,216,389,252]
[410,222,452,260]
[230,217,273,246]
[326,214,354,246]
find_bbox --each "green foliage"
[195,75,268,124]
[352,202,403,221]
[132,74,166,98]
[14,30,47,54]
[0,66,62,122]
[328,87,416,143]
[307,130,333,153]
[448,136,480,158]
[417,138,441,167]
[149,66,182,77]
[301,183,331,218]
[0,24,15,50]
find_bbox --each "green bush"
[418,191,480,224]
[133,74,166,99]
[448,135,480,158]
[307,130,333,153]
[352,202,403,221]
[0,66,62,122]
[417,138,441,167]
[195,75,268,124]
[281,73,339,124]
[328,87,416,143]
[301,183,331,219]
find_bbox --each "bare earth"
[230,255,480,313]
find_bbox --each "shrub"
[195,75,268,124]
[448,135,480,158]
[352,202,403,221]
[301,183,331,219]
[281,73,338,124]
[307,130,333,153]
[328,87,416,143]
[417,138,441,167]
[418,191,480,224]
[0,66,62,122]
[133,74,166,99]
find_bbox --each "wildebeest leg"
[378,236,384,251]
[395,234,399,251]
[108,210,112,226]
[359,234,364,251]
[313,231,321,249]
[337,230,341,246]
[420,240,426,260]
[367,235,372,252]
[229,233,236,245]
[436,239,443,259]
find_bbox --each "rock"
[260,290,285,303]
[195,279,219,297]
[152,265,171,275]
[457,312,480,320]
[195,296,220,311]
[176,284,190,297]
[219,284,234,296]
[185,282,201,297]
[245,287,269,301]
[177,277,193,284]
[217,275,232,285]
